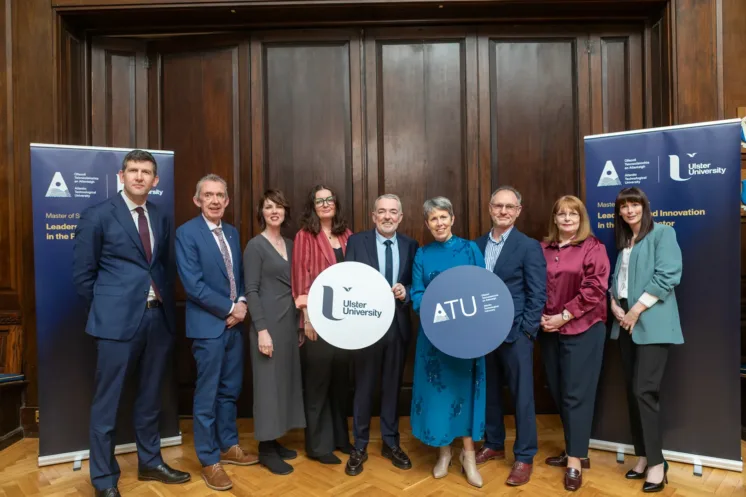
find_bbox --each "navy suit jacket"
[175,215,245,339]
[72,193,176,340]
[345,229,418,342]
[475,228,547,343]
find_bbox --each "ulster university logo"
[321,285,383,321]
[597,161,622,187]
[45,172,71,198]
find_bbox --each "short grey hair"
[373,193,403,215]
[490,186,522,205]
[195,174,229,199]
[423,196,454,219]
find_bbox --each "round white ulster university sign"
[307,261,396,350]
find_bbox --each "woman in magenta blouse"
[539,195,610,492]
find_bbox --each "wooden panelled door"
[87,23,644,417]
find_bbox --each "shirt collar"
[121,191,147,213]
[202,214,222,232]
[489,225,513,244]
[375,229,397,246]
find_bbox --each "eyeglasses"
[490,203,519,212]
[314,196,336,207]
[555,211,580,219]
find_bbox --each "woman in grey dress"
[244,189,306,475]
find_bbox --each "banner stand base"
[590,439,743,473]
[37,434,183,467]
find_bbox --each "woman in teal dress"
[410,196,486,488]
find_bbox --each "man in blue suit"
[474,186,547,487]
[175,174,257,491]
[73,150,190,497]
[344,194,418,476]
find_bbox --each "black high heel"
[625,466,647,479]
[642,460,668,493]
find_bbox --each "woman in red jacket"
[291,184,353,465]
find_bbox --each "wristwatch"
[562,309,571,321]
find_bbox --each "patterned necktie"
[135,207,160,300]
[213,227,237,302]
[384,239,394,287]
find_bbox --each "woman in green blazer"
[609,187,682,494]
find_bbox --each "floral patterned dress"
[410,236,487,447]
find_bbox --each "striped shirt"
[484,226,513,272]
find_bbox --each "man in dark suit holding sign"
[73,150,190,497]
[344,194,418,476]
[474,186,547,487]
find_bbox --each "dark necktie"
[135,207,160,300]
[384,239,394,287]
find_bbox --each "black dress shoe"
[94,489,120,497]
[564,468,582,491]
[138,463,191,484]
[642,461,668,493]
[274,441,297,460]
[381,444,412,470]
[259,451,294,475]
[345,448,368,476]
[545,451,591,469]
[625,466,648,479]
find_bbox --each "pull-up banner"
[31,144,181,466]
[585,119,743,471]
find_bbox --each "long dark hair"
[299,184,348,235]
[614,187,654,250]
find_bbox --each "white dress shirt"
[121,192,156,301]
[202,215,246,314]
[617,246,659,308]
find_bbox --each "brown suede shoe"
[506,461,533,486]
[475,446,506,465]
[220,445,259,466]
[201,463,233,491]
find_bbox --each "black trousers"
[618,300,670,466]
[301,336,350,457]
[352,329,408,451]
[539,321,605,459]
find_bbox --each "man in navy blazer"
[343,194,418,476]
[72,150,190,497]
[474,186,547,487]
[175,174,258,491]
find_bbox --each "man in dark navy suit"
[73,150,190,497]
[474,186,547,487]
[343,194,418,476]
[175,174,258,491]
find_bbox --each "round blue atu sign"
[420,265,514,359]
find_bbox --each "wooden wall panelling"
[649,3,674,128]
[364,26,479,244]
[722,0,746,119]
[148,33,250,414]
[250,29,364,236]
[57,18,87,146]
[90,37,148,147]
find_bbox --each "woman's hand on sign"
[304,320,318,341]
[258,329,273,357]
[392,283,406,301]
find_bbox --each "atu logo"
[596,161,622,187]
[433,292,501,324]
[321,286,382,321]
[45,172,72,198]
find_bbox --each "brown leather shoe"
[220,445,259,466]
[201,463,232,491]
[506,461,533,486]
[475,446,505,465]
[545,451,591,469]
[564,467,582,491]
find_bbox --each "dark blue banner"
[31,144,180,464]
[585,120,742,469]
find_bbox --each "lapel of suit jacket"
[316,231,336,267]
[493,228,521,275]
[199,216,229,279]
[365,229,380,271]
[112,194,148,261]
[396,236,408,282]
